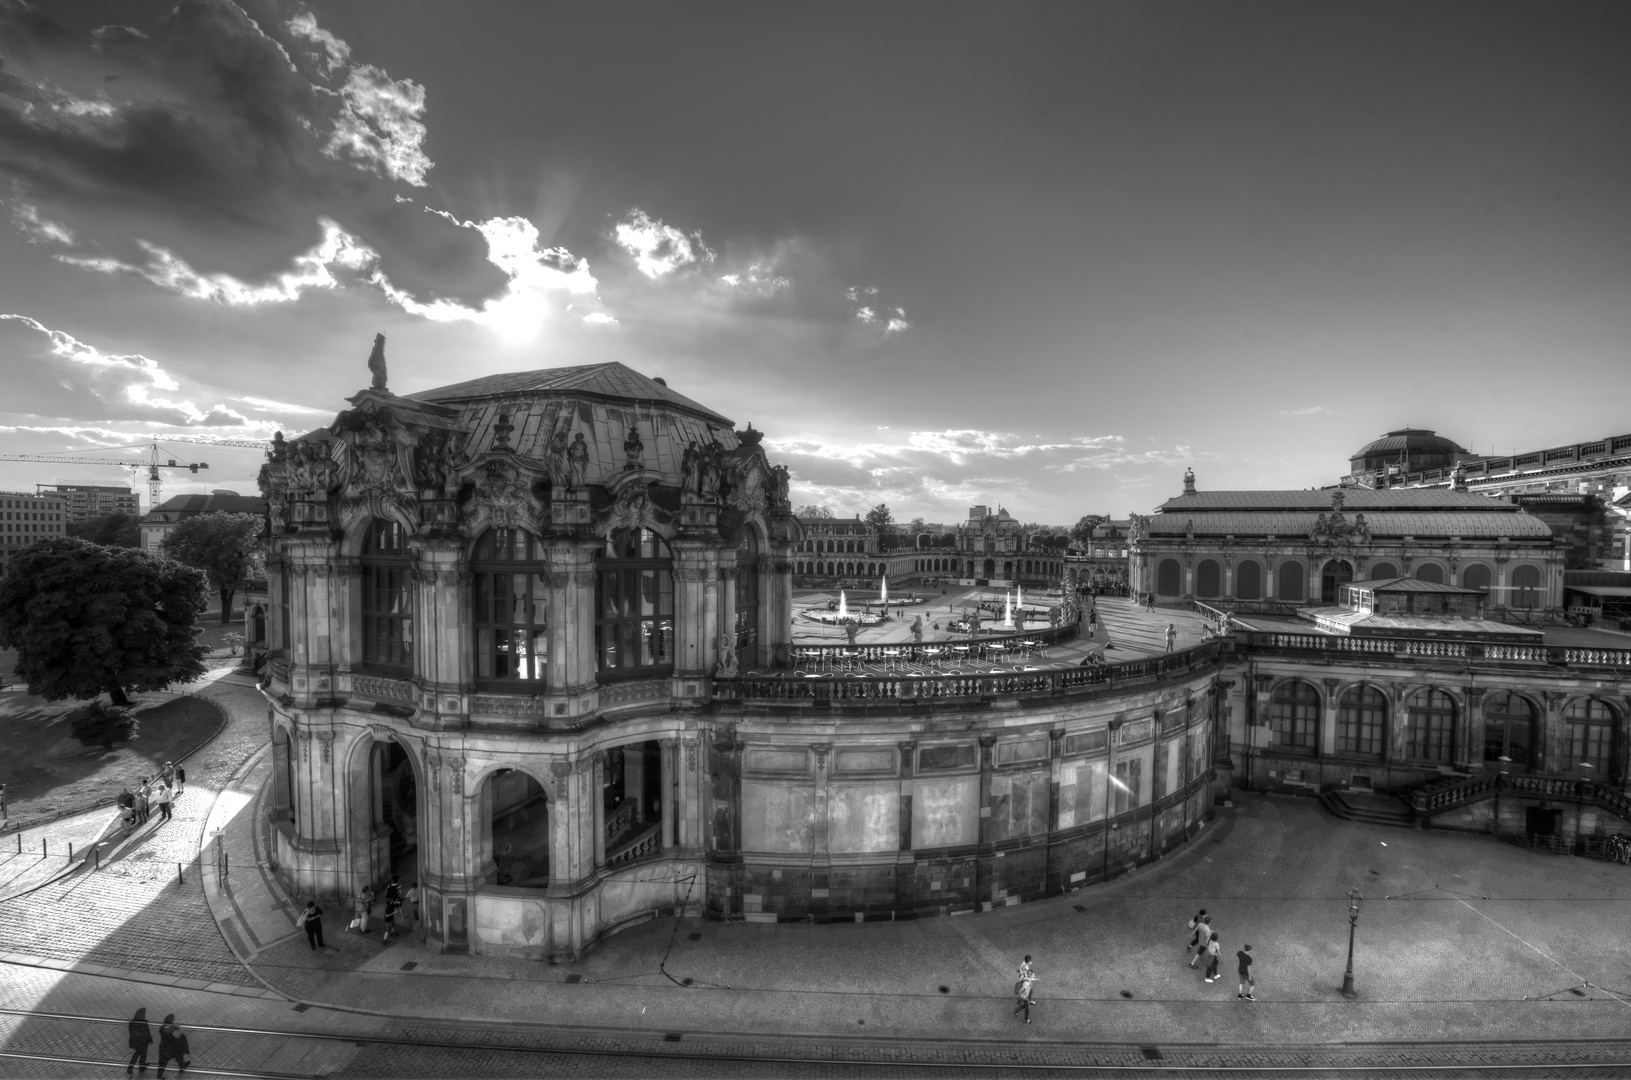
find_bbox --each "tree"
[1071,514,1109,547]
[67,512,141,548]
[0,538,209,707]
[161,513,264,624]
[795,504,834,518]
[865,503,897,551]
[68,701,140,750]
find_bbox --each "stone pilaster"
[544,543,600,694]
[660,738,678,851]
[672,541,721,677]
[410,539,469,722]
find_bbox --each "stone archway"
[346,731,423,899]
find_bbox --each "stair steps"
[1319,790,1415,827]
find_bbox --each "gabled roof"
[1348,577,1485,595]
[142,493,266,521]
[408,362,732,425]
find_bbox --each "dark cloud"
[0,0,501,304]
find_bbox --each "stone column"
[672,541,720,677]
[592,751,607,868]
[544,542,599,695]
[660,738,677,851]
[1459,688,1484,773]
[410,538,468,723]
[1540,692,1565,775]
[550,760,578,893]
[680,737,699,849]
[1322,678,1341,758]
[331,558,361,673]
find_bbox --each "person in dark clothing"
[382,876,403,943]
[156,1015,189,1077]
[127,1008,152,1075]
[1238,943,1256,1000]
[299,900,324,950]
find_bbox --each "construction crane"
[0,435,269,512]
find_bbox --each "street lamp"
[1341,888,1362,999]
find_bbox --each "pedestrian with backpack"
[1188,912,1211,967]
[126,1008,152,1076]
[298,900,324,950]
[155,1014,189,1077]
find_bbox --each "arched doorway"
[1277,562,1305,601]
[1321,559,1353,603]
[375,740,419,882]
[1235,561,1262,600]
[1369,562,1399,581]
[1156,559,1181,596]
[1195,559,1221,598]
[482,768,550,887]
[1482,691,1535,771]
[1462,564,1492,595]
[604,740,665,865]
[348,735,422,897]
[982,558,995,579]
[1415,563,1444,585]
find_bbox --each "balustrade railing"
[1411,772,1631,822]
[779,621,1081,672]
[606,822,661,867]
[1241,632,1631,669]
[718,641,1223,704]
[604,798,638,847]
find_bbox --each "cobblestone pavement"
[0,667,269,987]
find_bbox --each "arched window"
[597,528,674,679]
[482,769,549,887]
[271,725,296,826]
[1156,559,1181,596]
[1338,685,1386,757]
[1269,680,1320,754]
[1511,565,1542,609]
[735,529,761,664]
[1235,561,1262,600]
[1415,563,1444,585]
[473,528,547,682]
[1483,691,1535,769]
[1369,562,1399,581]
[1461,564,1492,595]
[1406,689,1456,763]
[1196,559,1221,598]
[1565,698,1618,778]
[1277,562,1305,602]
[361,518,413,673]
[1321,559,1353,603]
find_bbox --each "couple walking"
[125,1008,189,1076]
[1187,908,1256,999]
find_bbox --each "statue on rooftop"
[367,333,387,392]
[624,424,644,471]
[546,428,570,490]
[567,432,590,491]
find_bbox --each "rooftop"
[408,361,732,426]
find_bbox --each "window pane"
[508,574,529,624]
[641,569,656,617]
[531,574,548,623]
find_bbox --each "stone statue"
[699,440,723,498]
[1353,513,1371,544]
[414,431,450,493]
[269,431,287,462]
[845,619,860,646]
[1331,489,1346,514]
[624,424,644,471]
[769,463,791,509]
[715,634,739,679]
[681,441,701,496]
[567,432,590,491]
[367,333,387,392]
[492,413,514,450]
[546,428,570,490]
[911,615,923,643]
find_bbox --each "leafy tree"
[67,512,141,548]
[795,504,834,518]
[1071,514,1109,547]
[161,513,264,624]
[0,538,209,707]
[68,701,139,750]
[865,503,894,530]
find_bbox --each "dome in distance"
[1349,428,1469,473]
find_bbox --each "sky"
[1,0,1628,524]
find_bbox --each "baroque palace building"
[261,355,1631,961]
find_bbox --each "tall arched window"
[1337,684,1386,757]
[1406,689,1456,762]
[1196,559,1221,598]
[1235,561,1262,600]
[735,528,762,664]
[1483,691,1535,769]
[597,528,674,678]
[1565,698,1618,778]
[1461,564,1492,595]
[1320,559,1353,603]
[1368,562,1399,581]
[1415,563,1444,585]
[1156,559,1181,596]
[361,518,413,673]
[1277,562,1305,601]
[1269,680,1320,754]
[473,528,548,682]
[1511,565,1542,609]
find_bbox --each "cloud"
[238,395,326,415]
[718,263,790,296]
[322,62,432,186]
[1279,405,1335,416]
[846,284,909,335]
[613,209,715,279]
[8,199,74,245]
[285,10,350,75]
[0,313,246,426]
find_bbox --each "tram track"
[7,1007,1631,1078]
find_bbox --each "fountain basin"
[800,609,886,625]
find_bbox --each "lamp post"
[1340,888,1362,999]
[1102,719,1126,883]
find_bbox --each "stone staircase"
[1319,790,1415,827]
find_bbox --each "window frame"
[1269,679,1320,755]
[1406,689,1457,763]
[595,527,675,682]
[359,518,414,675]
[471,527,550,686]
[1564,697,1618,778]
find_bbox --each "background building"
[139,490,267,554]
[40,484,140,522]
[0,490,66,568]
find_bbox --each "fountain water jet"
[838,590,849,619]
[1002,589,1014,628]
[880,575,889,604]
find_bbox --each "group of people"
[124,1008,188,1077]
[296,875,419,951]
[1187,908,1257,999]
[117,763,185,837]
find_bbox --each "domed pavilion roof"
[1350,428,1467,467]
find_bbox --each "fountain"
[799,587,885,625]
[1002,589,1014,629]
[880,575,888,604]
[838,590,849,619]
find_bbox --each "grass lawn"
[0,692,223,823]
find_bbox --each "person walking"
[1013,955,1038,1023]
[174,765,186,798]
[353,884,375,934]
[405,881,420,926]
[126,1008,152,1076]
[1188,913,1212,967]
[382,876,403,943]
[1145,591,1155,613]
[1186,909,1209,956]
[154,780,173,823]
[136,780,151,825]
[1165,623,1177,653]
[1237,944,1256,1000]
[298,900,324,950]
[1204,932,1222,983]
[155,1014,189,1077]
[118,785,138,838]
